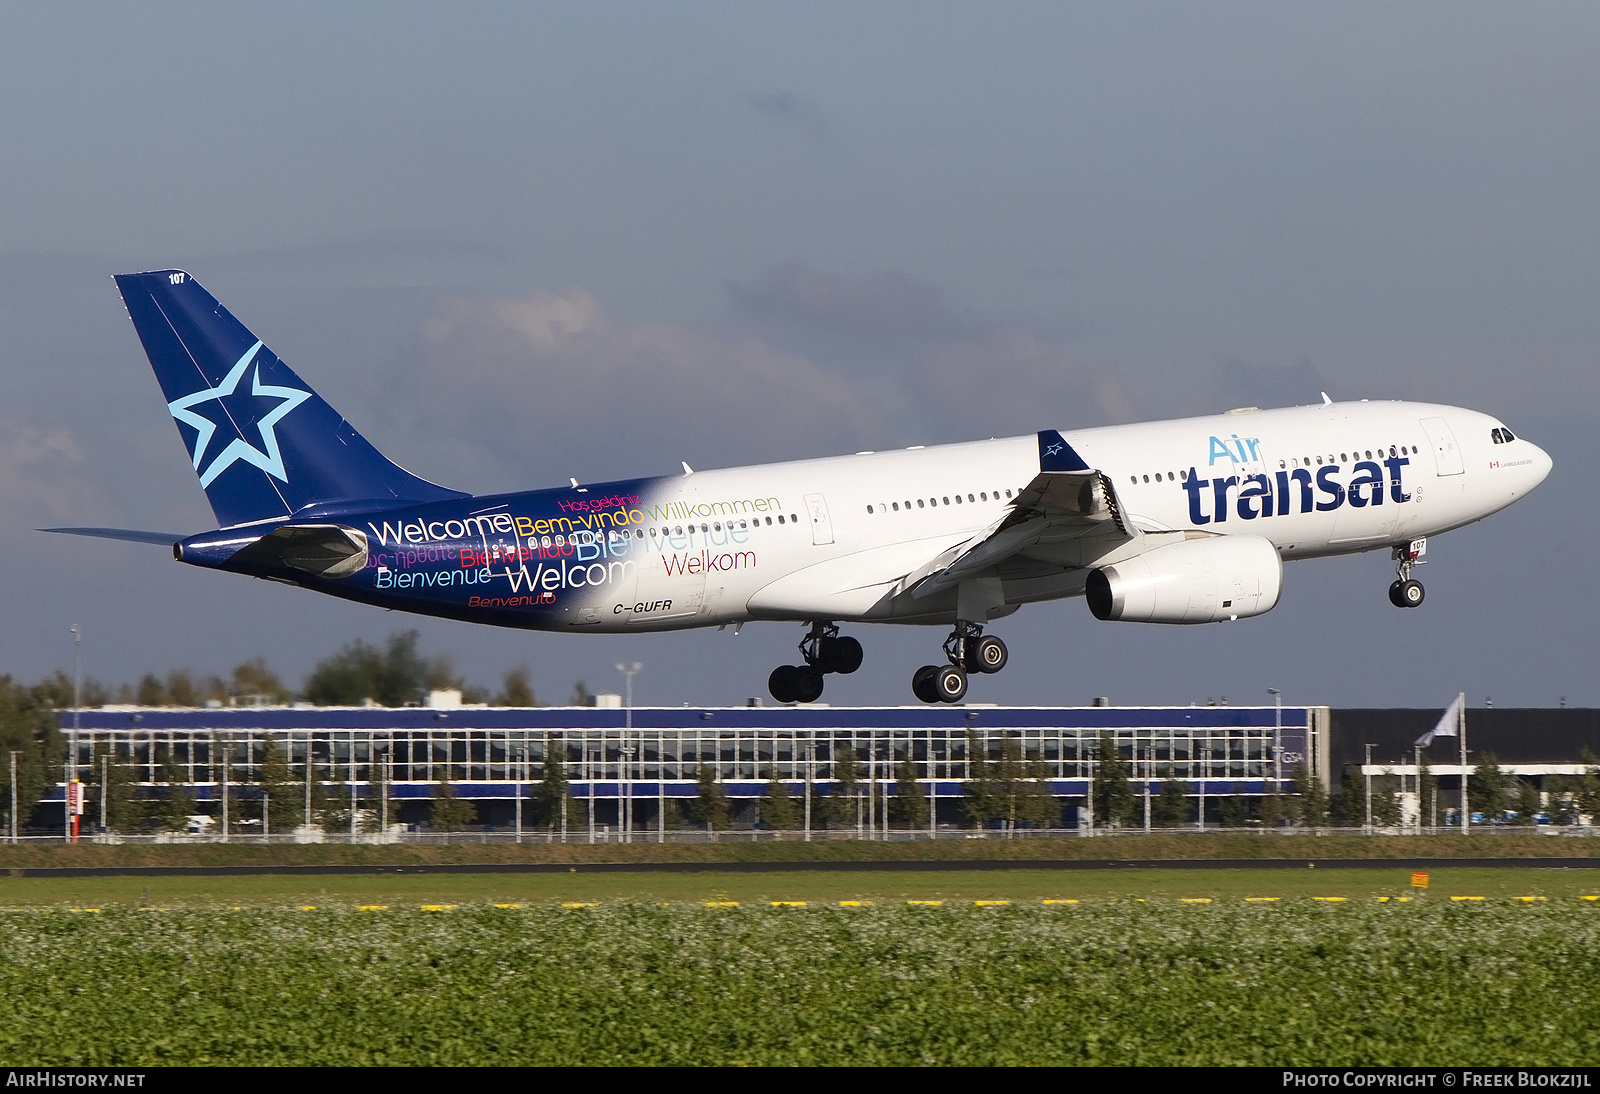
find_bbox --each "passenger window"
[892,502,899,511]
[941,497,949,505]
[1142,475,1149,483]
[917,499,925,508]
[955,495,963,504]
[867,505,874,514]
[1340,453,1347,462]
[1005,489,1013,498]
[1130,477,1137,485]
[968,494,975,502]
[777,515,784,525]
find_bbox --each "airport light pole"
[1267,689,1282,796]
[616,663,641,844]
[1363,743,1375,834]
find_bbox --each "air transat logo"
[167,341,311,488]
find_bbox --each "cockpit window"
[1501,427,1515,442]
[1491,429,1504,444]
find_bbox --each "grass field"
[1,865,1598,907]
[3,895,1598,1065]
[1,831,1595,868]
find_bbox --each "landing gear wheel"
[912,665,942,704]
[1398,579,1424,607]
[768,666,798,704]
[1388,580,1406,607]
[821,636,864,675]
[968,635,1008,674]
[791,665,825,703]
[935,665,968,703]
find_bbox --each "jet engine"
[1085,535,1282,624]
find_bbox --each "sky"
[1,2,1597,710]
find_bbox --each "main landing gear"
[768,621,863,704]
[912,621,1008,704]
[1389,539,1426,608]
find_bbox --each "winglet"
[1037,430,1090,473]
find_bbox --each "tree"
[888,749,929,830]
[1218,792,1248,828]
[1419,753,1437,828]
[152,743,196,832]
[1258,793,1286,830]
[1469,751,1508,823]
[230,658,293,706]
[318,759,353,834]
[820,737,862,830]
[1091,732,1136,828]
[303,631,462,707]
[1152,769,1191,828]
[257,735,299,833]
[1372,770,1402,828]
[960,729,998,828]
[1513,779,1540,826]
[89,741,145,834]
[688,763,730,831]
[1293,762,1328,828]
[1336,764,1368,828]
[494,667,536,707]
[759,769,799,831]
[570,680,594,708]
[533,735,570,831]
[429,775,476,832]
[0,675,67,835]
[1576,747,1600,825]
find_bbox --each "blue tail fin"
[115,270,467,527]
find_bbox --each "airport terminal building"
[32,700,1600,835]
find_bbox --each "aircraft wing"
[904,430,1140,600]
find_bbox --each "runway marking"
[1515,896,1546,902]
[1245,897,1279,902]
[1181,898,1212,904]
[493,903,524,908]
[771,901,806,907]
[975,900,1010,906]
[420,904,455,911]
[1313,897,1347,902]
[838,900,874,906]
[705,901,739,908]
[1450,896,1485,902]
[1042,899,1079,904]
[357,905,388,911]
[298,905,316,911]
[560,902,597,908]
[908,900,943,906]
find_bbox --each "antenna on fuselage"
[1320,392,1333,406]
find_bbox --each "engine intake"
[1085,535,1282,624]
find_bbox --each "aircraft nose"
[1528,441,1553,487]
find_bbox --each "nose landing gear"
[768,622,864,704]
[912,621,1008,704]
[1389,539,1426,608]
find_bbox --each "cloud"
[729,261,987,366]
[382,286,883,490]
[1210,356,1332,413]
[746,89,828,142]
[0,419,90,522]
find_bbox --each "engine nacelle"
[1085,535,1283,624]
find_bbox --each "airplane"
[47,270,1553,705]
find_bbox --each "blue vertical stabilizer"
[115,270,467,528]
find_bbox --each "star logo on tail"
[167,342,312,488]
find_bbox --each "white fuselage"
[580,400,1550,632]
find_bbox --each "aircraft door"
[804,493,834,546]
[1419,418,1464,476]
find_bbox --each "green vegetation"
[2,896,1598,1065]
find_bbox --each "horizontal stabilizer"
[40,526,184,546]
